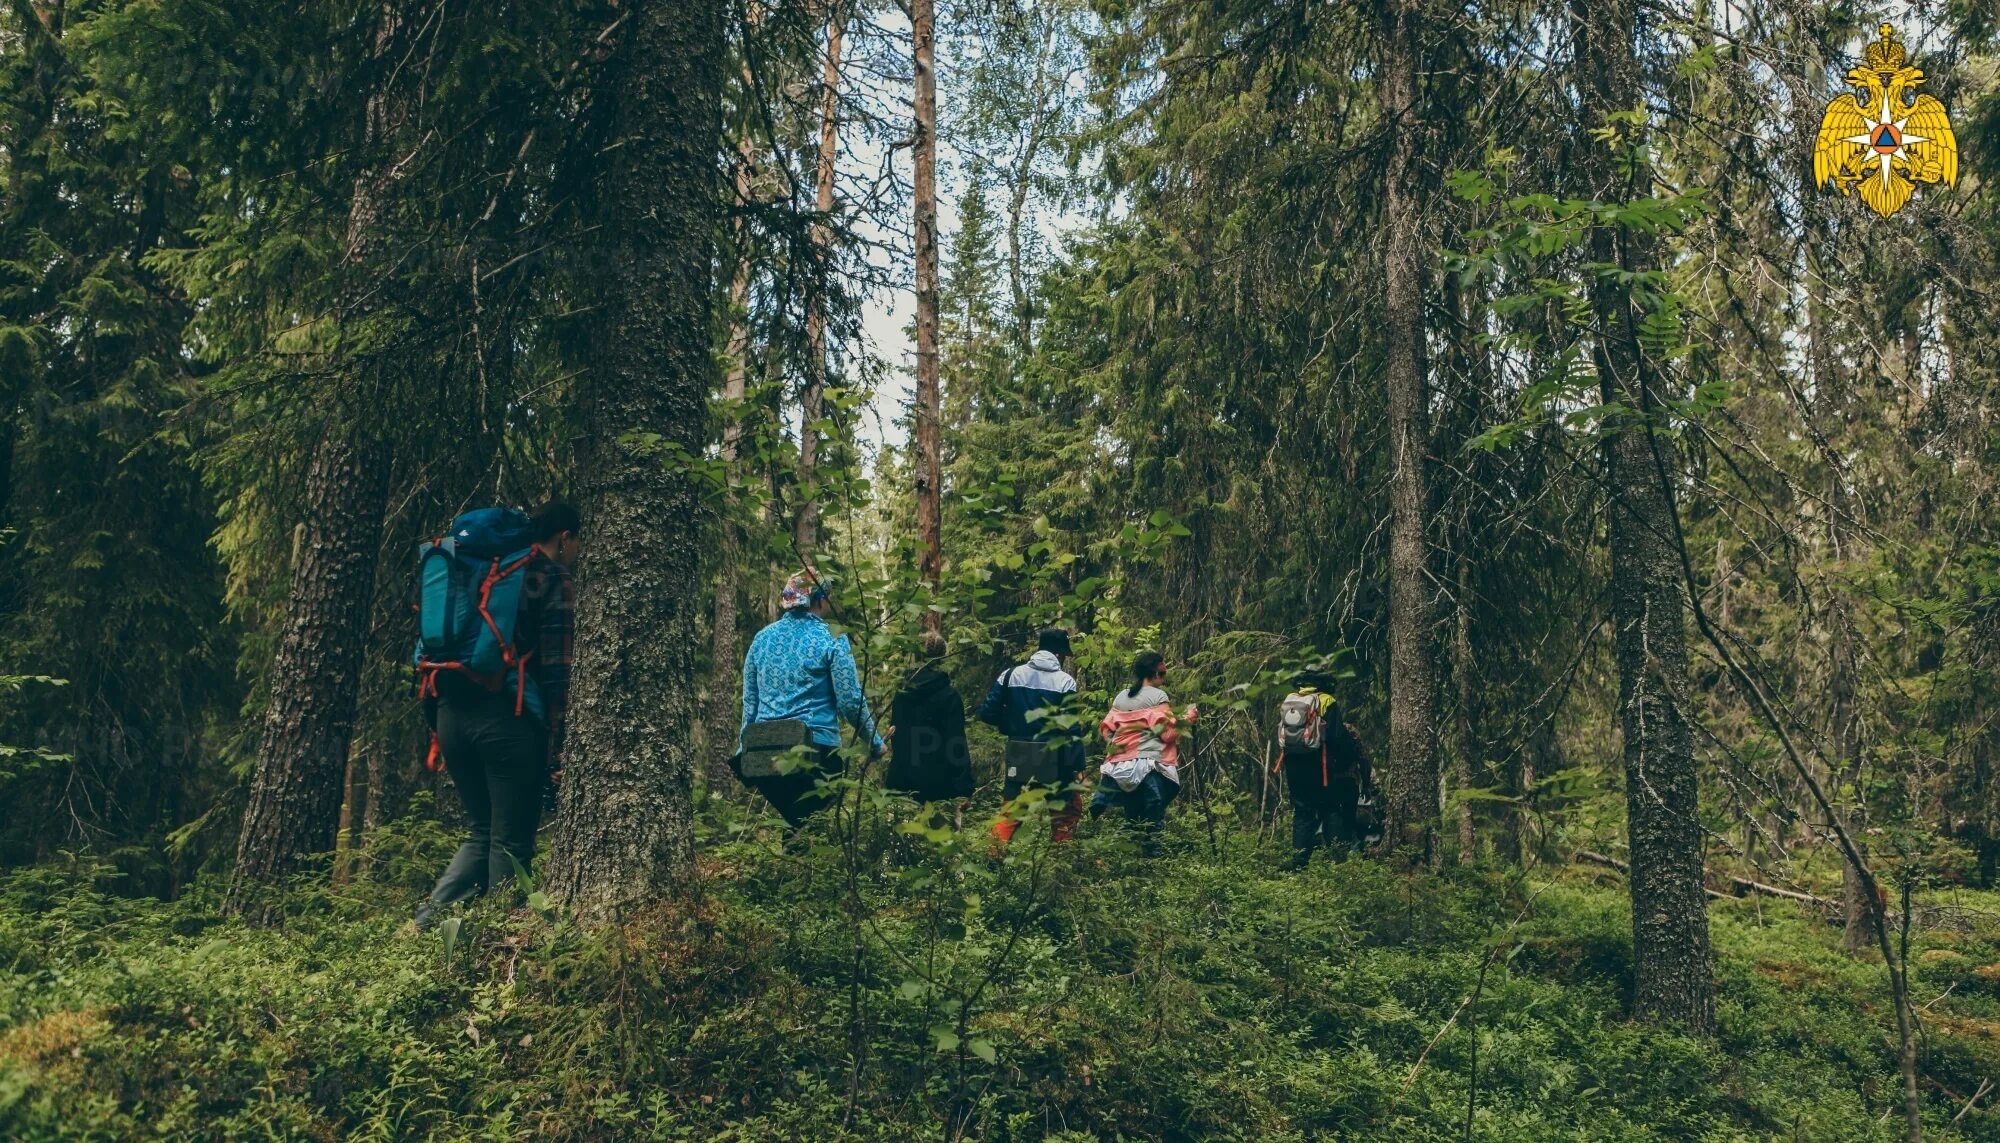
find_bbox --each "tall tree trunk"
[1003,21,1056,351]
[544,0,724,920]
[912,0,943,641]
[708,141,756,789]
[1571,0,1714,1033]
[1452,540,1476,864]
[227,430,392,911]
[224,3,406,917]
[332,744,365,884]
[1378,0,1438,859]
[796,3,844,559]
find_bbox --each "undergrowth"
[5,800,2000,1141]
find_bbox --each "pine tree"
[1570,0,1714,1033]
[543,0,725,918]
[1377,0,1441,860]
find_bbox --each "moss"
[5,817,2000,1140]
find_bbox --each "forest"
[7,0,2000,1138]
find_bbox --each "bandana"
[780,568,828,611]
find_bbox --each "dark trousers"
[739,745,844,827]
[1286,754,1360,861]
[428,698,549,906]
[1089,770,1179,855]
[1089,769,1179,824]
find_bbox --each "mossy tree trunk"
[544,0,724,921]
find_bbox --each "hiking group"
[406,507,1374,927]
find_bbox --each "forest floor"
[6,799,2000,1141]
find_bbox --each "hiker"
[735,568,884,827]
[412,502,577,931]
[978,628,1084,845]
[1091,650,1194,856]
[1276,669,1371,869]
[885,635,975,806]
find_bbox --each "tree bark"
[1571,0,1715,1033]
[912,0,944,641]
[1003,20,1056,351]
[543,0,723,921]
[1453,542,1476,865]
[796,2,843,559]
[224,4,407,917]
[227,429,392,911]
[708,140,757,789]
[1378,0,1438,860]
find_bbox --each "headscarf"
[780,567,829,611]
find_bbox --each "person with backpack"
[1091,651,1194,857]
[735,568,884,827]
[885,635,975,806]
[1276,669,1371,869]
[978,628,1083,846]
[411,502,577,932]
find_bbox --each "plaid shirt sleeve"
[535,561,575,763]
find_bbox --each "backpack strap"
[475,552,538,659]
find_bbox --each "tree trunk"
[1452,542,1476,865]
[227,429,392,912]
[225,0,407,918]
[363,739,386,836]
[912,0,944,641]
[1377,0,1438,859]
[1571,0,1715,1033]
[708,141,756,789]
[332,743,368,884]
[543,0,724,921]
[796,3,844,559]
[1003,21,1056,351]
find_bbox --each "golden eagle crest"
[1813,24,1958,218]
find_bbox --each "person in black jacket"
[886,636,975,805]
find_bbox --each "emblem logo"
[1813,25,1957,218]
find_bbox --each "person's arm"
[1344,721,1373,790]
[536,564,575,767]
[944,687,975,797]
[830,633,882,752]
[976,672,1009,731]
[739,635,760,745]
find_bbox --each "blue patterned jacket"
[739,611,883,752]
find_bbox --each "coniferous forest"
[11,0,2000,1138]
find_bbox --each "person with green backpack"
[410,502,578,931]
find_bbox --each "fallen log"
[1572,850,1837,910]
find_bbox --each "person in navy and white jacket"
[978,628,1083,845]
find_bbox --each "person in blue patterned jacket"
[735,568,884,826]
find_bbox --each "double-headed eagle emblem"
[1813,24,1957,218]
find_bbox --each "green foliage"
[9,833,2000,1139]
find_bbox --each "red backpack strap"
[473,552,538,654]
[424,731,444,773]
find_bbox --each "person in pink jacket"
[1090,651,1196,856]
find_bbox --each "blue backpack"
[413,507,545,735]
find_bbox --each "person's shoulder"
[521,554,570,598]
